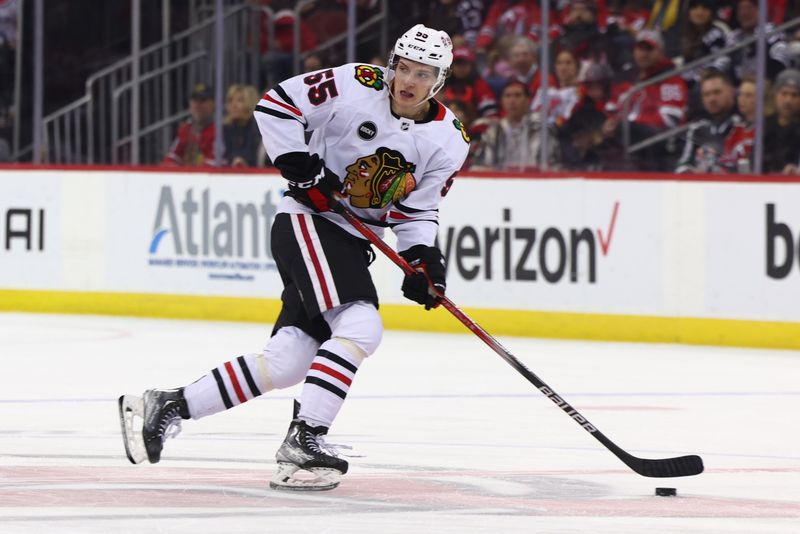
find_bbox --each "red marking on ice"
[1,465,799,518]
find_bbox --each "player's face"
[392,58,438,107]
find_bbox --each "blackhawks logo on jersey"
[344,147,416,209]
[354,65,385,91]
[453,118,470,144]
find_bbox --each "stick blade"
[635,454,704,478]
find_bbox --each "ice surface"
[0,312,798,533]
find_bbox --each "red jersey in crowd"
[476,1,561,49]
[720,118,755,172]
[257,7,317,54]
[442,76,498,118]
[607,58,687,130]
[162,121,217,166]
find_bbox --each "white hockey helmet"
[388,24,453,101]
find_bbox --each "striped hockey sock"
[184,353,271,419]
[298,339,363,429]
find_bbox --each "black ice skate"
[118,388,190,464]
[270,419,349,491]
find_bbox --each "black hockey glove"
[274,151,342,213]
[399,244,446,310]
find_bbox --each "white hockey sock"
[298,339,364,429]
[184,353,272,419]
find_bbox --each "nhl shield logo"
[358,121,377,141]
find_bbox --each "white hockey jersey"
[254,63,470,252]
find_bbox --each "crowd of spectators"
[162,0,800,175]
[425,0,800,174]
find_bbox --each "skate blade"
[269,462,342,491]
[118,395,148,464]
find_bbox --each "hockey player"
[118,24,469,491]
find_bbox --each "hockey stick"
[330,192,703,478]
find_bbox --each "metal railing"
[111,51,208,164]
[291,0,388,73]
[42,95,91,164]
[34,1,388,165]
[41,2,259,165]
[620,17,800,156]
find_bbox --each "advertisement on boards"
[436,179,664,314]
[706,183,800,321]
[106,173,286,297]
[0,171,60,289]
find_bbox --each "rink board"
[1,167,799,348]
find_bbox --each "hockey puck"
[655,487,677,497]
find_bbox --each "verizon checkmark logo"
[438,204,620,284]
[597,201,620,256]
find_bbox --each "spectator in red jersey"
[475,0,561,55]
[720,75,757,173]
[442,46,498,118]
[255,3,319,85]
[602,29,688,170]
[162,83,217,167]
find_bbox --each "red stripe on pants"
[224,361,247,404]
